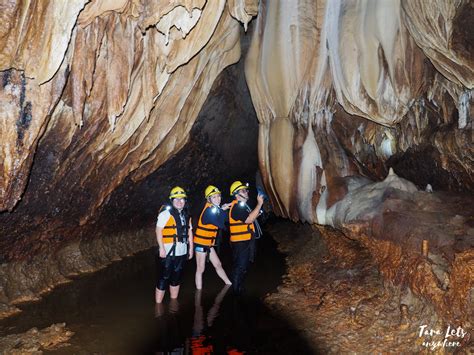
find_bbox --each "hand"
[221,203,231,211]
[188,249,194,260]
[257,194,264,205]
[159,248,166,258]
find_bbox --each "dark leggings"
[231,240,252,294]
[156,254,187,290]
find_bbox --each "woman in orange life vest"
[155,186,194,303]
[228,181,264,294]
[194,185,232,289]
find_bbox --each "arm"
[188,217,194,259]
[244,194,264,224]
[155,227,166,258]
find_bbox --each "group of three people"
[155,181,265,303]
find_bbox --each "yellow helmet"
[169,186,187,199]
[230,181,249,195]
[205,185,221,199]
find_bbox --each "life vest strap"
[194,234,216,240]
[230,230,252,236]
[229,222,246,226]
[197,225,218,232]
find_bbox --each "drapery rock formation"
[0,0,473,346]
[0,0,260,316]
[246,0,473,224]
[245,0,473,330]
[1,0,257,259]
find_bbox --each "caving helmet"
[205,185,221,199]
[230,181,249,196]
[169,186,187,200]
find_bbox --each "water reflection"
[154,299,186,354]
[190,285,231,354]
[153,286,232,354]
[2,220,315,354]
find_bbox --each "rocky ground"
[265,219,473,354]
[0,323,73,354]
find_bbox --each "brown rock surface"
[0,12,259,312]
[266,219,473,353]
[0,0,257,215]
[0,1,259,263]
[0,1,472,341]
[245,0,473,224]
[0,323,73,354]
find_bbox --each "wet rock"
[265,219,473,353]
[0,323,73,354]
[0,229,154,320]
[246,0,473,224]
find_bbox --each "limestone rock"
[245,0,473,224]
[0,0,257,217]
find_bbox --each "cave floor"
[1,218,472,354]
[265,219,473,354]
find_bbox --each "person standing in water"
[194,185,232,289]
[155,186,194,303]
[228,181,264,294]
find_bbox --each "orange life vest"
[229,199,255,242]
[194,202,219,246]
[161,207,189,244]
[162,214,178,244]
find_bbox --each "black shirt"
[230,200,251,222]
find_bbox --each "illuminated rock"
[0,0,257,216]
[245,0,473,224]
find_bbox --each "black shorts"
[156,254,187,290]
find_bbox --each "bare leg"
[155,288,165,303]
[209,248,232,285]
[169,285,180,299]
[195,251,206,290]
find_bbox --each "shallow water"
[0,227,314,354]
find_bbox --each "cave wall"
[244,0,473,327]
[245,0,473,225]
[0,0,259,261]
[0,42,259,314]
[0,0,473,327]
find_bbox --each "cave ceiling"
[0,0,257,216]
[0,0,473,248]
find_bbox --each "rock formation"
[245,0,473,332]
[0,0,472,347]
[246,0,473,225]
[0,0,258,260]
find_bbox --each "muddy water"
[0,226,313,354]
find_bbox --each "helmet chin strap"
[237,192,248,202]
